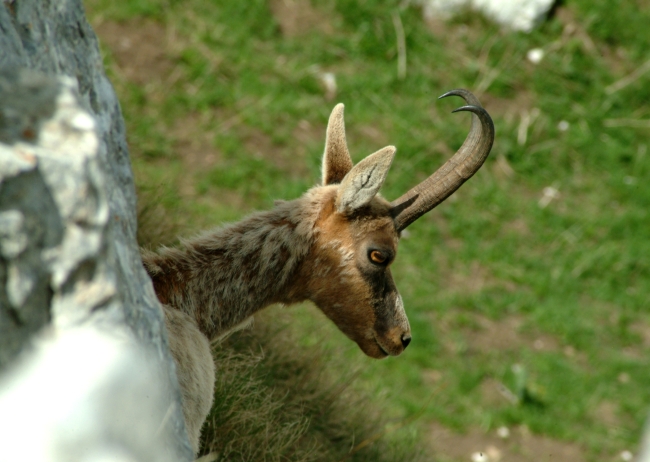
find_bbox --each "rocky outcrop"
[418,0,556,32]
[0,322,185,462]
[0,1,192,459]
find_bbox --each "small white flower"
[526,48,544,64]
[557,120,570,131]
[538,186,560,208]
[319,72,337,100]
[471,452,489,462]
[497,426,510,438]
[620,450,633,461]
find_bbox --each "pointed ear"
[336,146,395,213]
[322,103,354,185]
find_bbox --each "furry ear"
[322,103,354,185]
[336,146,395,213]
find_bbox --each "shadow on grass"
[198,312,427,462]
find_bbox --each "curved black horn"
[391,89,495,231]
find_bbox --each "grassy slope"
[85,0,650,460]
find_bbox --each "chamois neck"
[143,195,322,340]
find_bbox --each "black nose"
[401,334,412,349]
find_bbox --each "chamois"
[142,89,494,453]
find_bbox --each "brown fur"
[322,103,353,185]
[163,307,215,452]
[143,104,411,454]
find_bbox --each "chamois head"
[302,89,494,359]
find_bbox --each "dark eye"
[369,250,387,265]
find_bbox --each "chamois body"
[142,90,494,454]
[143,187,400,452]
[144,193,319,340]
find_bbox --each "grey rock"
[640,417,650,462]
[418,0,556,32]
[0,2,192,459]
[0,69,192,462]
[0,324,184,462]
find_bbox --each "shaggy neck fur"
[142,189,328,340]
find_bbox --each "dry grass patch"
[436,258,519,297]
[461,314,560,354]
[199,311,426,462]
[94,18,176,86]
[268,0,337,37]
[170,111,222,172]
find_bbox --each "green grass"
[85,0,650,460]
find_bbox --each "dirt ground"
[429,422,585,462]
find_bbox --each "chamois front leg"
[163,306,215,455]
